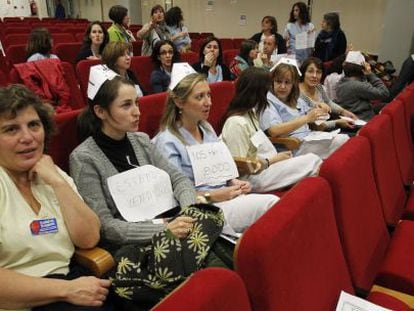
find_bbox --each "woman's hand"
[229,179,251,194]
[335,119,355,129]
[306,108,326,123]
[315,102,331,113]
[341,109,357,120]
[270,151,292,164]
[64,277,111,307]
[28,155,65,187]
[362,61,372,75]
[204,51,216,67]
[167,216,195,239]
[210,185,242,202]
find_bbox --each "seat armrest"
[233,156,261,175]
[268,136,302,150]
[75,247,116,277]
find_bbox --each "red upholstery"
[180,51,199,65]
[223,49,238,67]
[396,84,414,143]
[232,38,245,50]
[199,32,214,39]
[0,53,8,73]
[138,92,167,138]
[4,26,30,35]
[131,40,142,56]
[219,38,234,51]
[236,177,354,310]
[74,32,84,42]
[320,136,414,296]
[153,268,251,311]
[4,34,29,47]
[130,56,153,94]
[208,81,235,134]
[10,61,85,110]
[55,42,82,67]
[0,69,8,86]
[319,136,390,292]
[188,32,200,39]
[381,99,414,186]
[367,292,411,311]
[191,38,202,54]
[48,109,82,173]
[52,33,76,45]
[358,114,407,225]
[5,44,27,65]
[76,58,102,101]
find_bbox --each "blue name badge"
[30,218,59,236]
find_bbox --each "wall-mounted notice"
[239,14,247,26]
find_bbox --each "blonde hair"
[159,73,210,144]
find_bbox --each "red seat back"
[131,40,142,56]
[154,268,251,311]
[319,136,390,292]
[236,177,354,310]
[358,114,407,225]
[4,34,29,47]
[180,51,198,65]
[232,38,245,50]
[5,44,27,65]
[48,108,82,173]
[219,38,234,51]
[138,92,167,138]
[223,49,238,67]
[76,58,102,101]
[52,33,76,46]
[55,42,82,68]
[208,81,235,134]
[381,99,414,185]
[130,56,153,94]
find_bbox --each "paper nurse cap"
[270,57,302,76]
[345,51,365,66]
[87,65,119,100]
[168,62,197,90]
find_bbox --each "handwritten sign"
[186,142,238,186]
[107,165,175,222]
[335,291,392,311]
[295,31,315,50]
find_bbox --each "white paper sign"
[303,129,340,142]
[295,31,316,49]
[335,291,392,311]
[340,116,367,126]
[250,130,277,159]
[107,165,175,222]
[186,142,239,186]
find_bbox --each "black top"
[93,130,139,172]
[313,29,347,62]
[250,32,287,54]
[192,62,233,81]
[76,46,93,63]
[389,55,414,100]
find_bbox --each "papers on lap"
[335,291,392,311]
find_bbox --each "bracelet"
[265,158,270,169]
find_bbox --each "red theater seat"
[138,92,167,138]
[76,58,102,101]
[153,268,252,311]
[55,42,82,68]
[130,56,153,94]
[208,81,235,134]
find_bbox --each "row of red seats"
[46,82,414,310]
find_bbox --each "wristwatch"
[203,192,211,203]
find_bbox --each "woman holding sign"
[0,84,110,310]
[221,67,322,192]
[153,64,279,233]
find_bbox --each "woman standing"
[284,2,314,63]
[192,36,232,83]
[165,6,192,53]
[137,4,170,56]
[150,40,180,93]
[76,21,109,62]
[102,41,146,97]
[313,12,347,62]
[221,67,321,192]
[250,16,286,55]
[107,5,135,43]
[153,69,279,233]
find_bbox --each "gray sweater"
[336,73,389,121]
[69,132,196,252]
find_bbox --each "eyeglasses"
[160,50,174,56]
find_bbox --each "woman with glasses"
[150,40,180,93]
